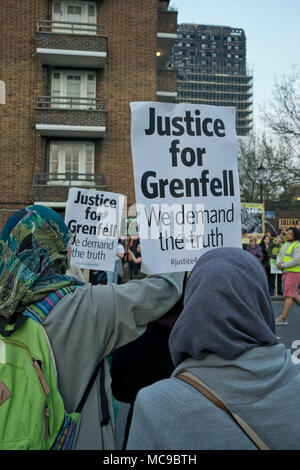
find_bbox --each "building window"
[52,1,97,34]
[51,70,96,109]
[49,142,94,182]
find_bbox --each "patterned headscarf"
[0,206,83,323]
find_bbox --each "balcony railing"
[37,20,107,35]
[32,172,107,201]
[36,96,106,111]
[34,173,106,186]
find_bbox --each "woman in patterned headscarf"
[0,205,183,450]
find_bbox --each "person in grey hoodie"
[127,247,300,450]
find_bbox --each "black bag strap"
[0,314,27,337]
[75,360,110,426]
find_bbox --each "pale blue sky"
[172,0,300,133]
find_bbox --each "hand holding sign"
[65,188,125,271]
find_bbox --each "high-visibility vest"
[281,241,300,273]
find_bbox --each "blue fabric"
[0,208,27,242]
[0,205,69,246]
[169,247,278,365]
[27,205,70,246]
[0,206,83,322]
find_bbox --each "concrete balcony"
[36,20,107,68]
[32,172,106,203]
[35,96,106,138]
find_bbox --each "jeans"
[107,259,123,285]
[106,269,119,285]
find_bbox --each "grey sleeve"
[100,272,184,355]
[43,272,184,411]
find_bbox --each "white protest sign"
[65,187,125,271]
[130,102,242,274]
[270,259,282,274]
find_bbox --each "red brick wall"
[0,0,47,227]
[0,0,175,229]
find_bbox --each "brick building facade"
[0,0,177,228]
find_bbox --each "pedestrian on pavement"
[275,227,300,326]
[0,206,184,450]
[127,247,300,450]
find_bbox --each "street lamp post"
[257,164,266,203]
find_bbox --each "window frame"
[52,0,97,34]
[51,70,96,109]
[49,141,95,185]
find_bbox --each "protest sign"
[65,187,125,271]
[241,202,265,244]
[270,259,282,274]
[130,102,242,274]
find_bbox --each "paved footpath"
[272,299,300,350]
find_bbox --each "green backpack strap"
[0,315,27,337]
[0,287,81,450]
[24,285,111,435]
[23,285,79,324]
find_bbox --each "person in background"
[127,237,140,280]
[265,231,273,239]
[275,227,300,325]
[128,243,142,279]
[0,206,184,450]
[279,228,287,242]
[260,235,271,283]
[268,235,283,296]
[127,248,300,450]
[106,240,125,285]
[116,239,125,284]
[245,237,264,266]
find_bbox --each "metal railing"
[33,172,106,187]
[36,96,106,111]
[37,20,106,35]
